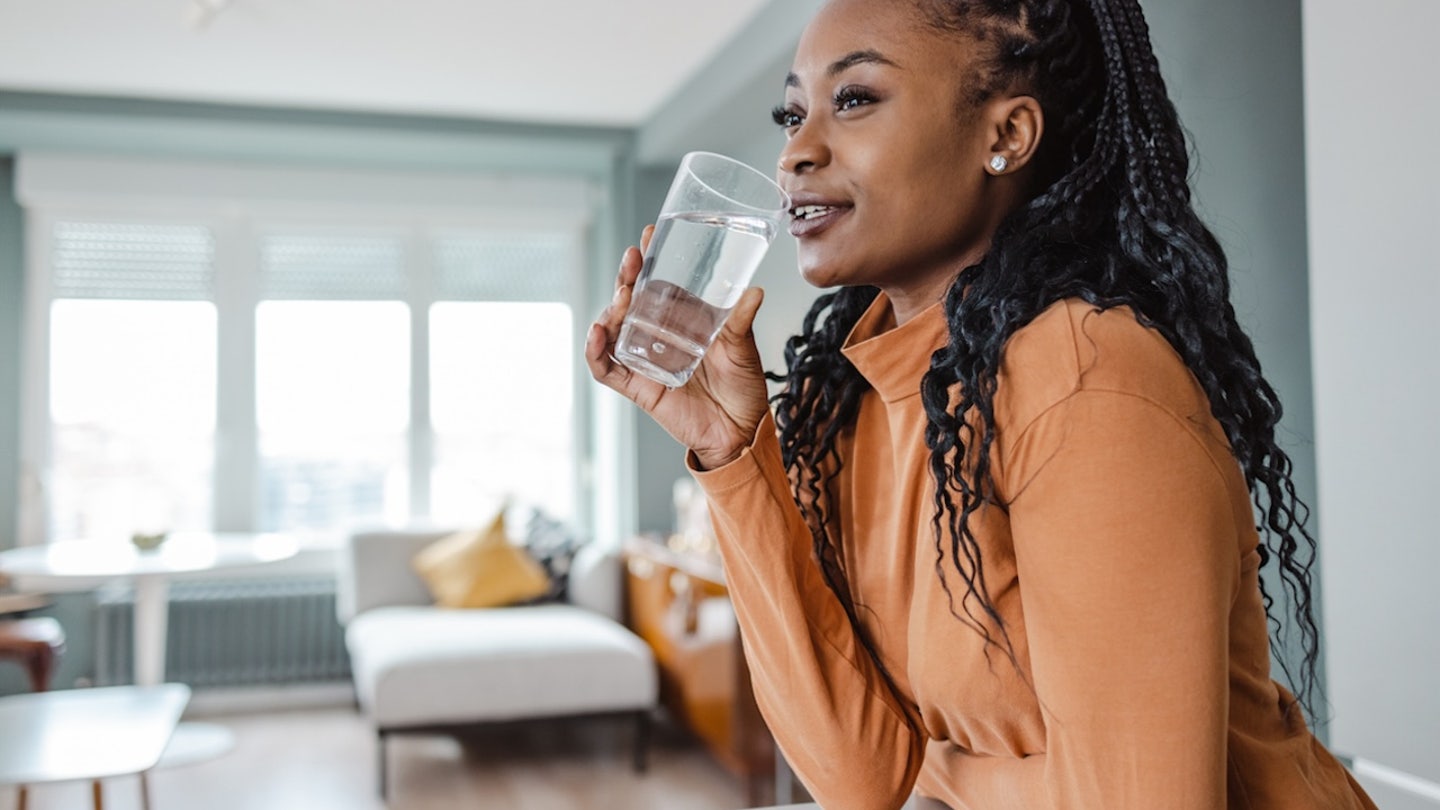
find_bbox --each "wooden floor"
[2,706,749,810]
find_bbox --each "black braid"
[768,0,1323,723]
[765,286,889,678]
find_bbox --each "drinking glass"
[615,151,790,388]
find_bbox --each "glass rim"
[680,150,791,215]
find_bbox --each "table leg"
[133,575,169,687]
[17,785,28,810]
[140,771,152,810]
[132,575,238,774]
[91,779,103,810]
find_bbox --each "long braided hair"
[767,0,1322,720]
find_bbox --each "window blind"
[51,222,215,301]
[432,234,574,303]
[261,234,407,301]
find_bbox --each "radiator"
[93,577,353,688]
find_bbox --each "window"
[427,233,580,526]
[21,161,591,543]
[43,222,218,541]
[254,232,415,532]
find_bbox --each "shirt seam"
[1002,387,1236,509]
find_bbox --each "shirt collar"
[840,292,950,403]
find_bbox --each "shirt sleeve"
[932,389,1240,809]
[689,410,926,810]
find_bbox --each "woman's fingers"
[590,229,656,398]
[613,245,642,294]
[596,230,650,366]
[584,321,626,385]
[613,225,652,293]
[599,269,634,333]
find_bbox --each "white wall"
[1306,0,1440,805]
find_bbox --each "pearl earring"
[989,155,1009,173]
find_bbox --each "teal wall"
[0,158,20,554]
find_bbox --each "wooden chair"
[0,609,66,810]
[0,616,65,692]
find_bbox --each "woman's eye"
[771,105,804,129]
[834,87,875,112]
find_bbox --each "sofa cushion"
[520,508,586,603]
[346,603,657,729]
[410,512,550,609]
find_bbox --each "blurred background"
[0,1,1435,808]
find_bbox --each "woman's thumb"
[722,286,764,340]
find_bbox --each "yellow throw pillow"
[411,511,551,609]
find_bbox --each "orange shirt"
[691,295,1376,810]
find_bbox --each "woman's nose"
[778,122,829,176]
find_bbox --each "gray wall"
[1306,0,1440,805]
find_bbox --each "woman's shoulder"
[995,298,1213,435]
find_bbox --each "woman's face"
[777,0,1010,305]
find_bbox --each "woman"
[587,0,1378,807]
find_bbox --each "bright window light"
[256,300,410,531]
[48,299,217,540]
[429,301,574,524]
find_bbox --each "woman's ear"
[984,95,1044,175]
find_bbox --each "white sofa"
[336,529,658,800]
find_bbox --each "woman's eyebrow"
[785,49,903,88]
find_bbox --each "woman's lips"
[788,203,851,238]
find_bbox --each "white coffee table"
[0,683,190,809]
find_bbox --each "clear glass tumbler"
[615,151,791,388]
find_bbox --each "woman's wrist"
[692,445,745,472]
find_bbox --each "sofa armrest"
[568,542,624,623]
[336,529,452,624]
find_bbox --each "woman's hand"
[585,225,771,470]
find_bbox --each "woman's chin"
[797,256,850,291]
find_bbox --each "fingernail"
[613,286,625,303]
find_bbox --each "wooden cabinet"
[623,535,797,806]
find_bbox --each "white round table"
[0,532,300,768]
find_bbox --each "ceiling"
[0,0,775,128]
